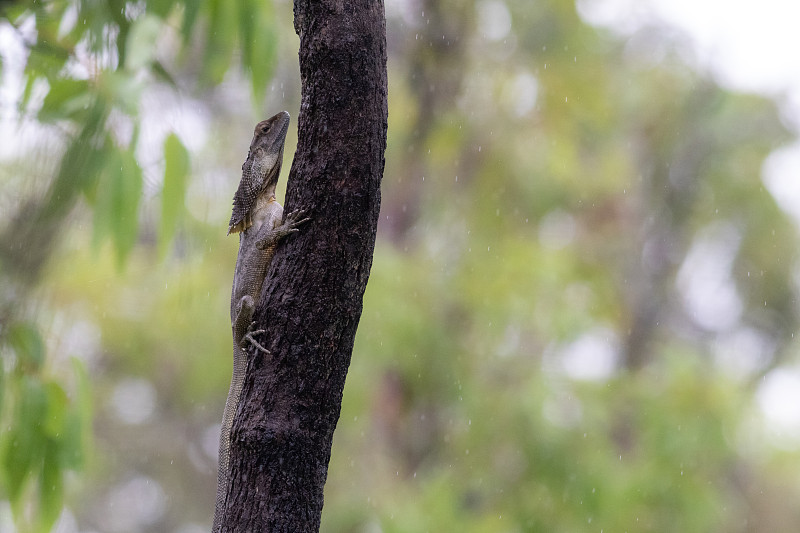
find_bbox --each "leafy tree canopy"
[1,0,799,531]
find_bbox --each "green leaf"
[112,150,143,265]
[23,42,70,98]
[7,322,45,372]
[237,0,256,75]
[125,14,163,71]
[21,73,38,112]
[151,59,177,87]
[39,441,65,532]
[203,0,235,85]
[100,70,143,116]
[3,3,28,21]
[93,148,143,265]
[59,359,92,470]
[160,133,190,255]
[0,361,4,423]
[2,378,47,506]
[39,78,93,122]
[56,99,109,201]
[243,0,277,98]
[91,145,115,250]
[42,383,68,439]
[181,0,203,41]
[1,424,31,507]
[147,0,175,18]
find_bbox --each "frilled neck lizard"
[213,111,309,531]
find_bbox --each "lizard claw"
[293,218,312,228]
[242,325,270,354]
[284,209,311,228]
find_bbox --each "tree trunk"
[216,1,387,531]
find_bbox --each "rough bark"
[216,0,387,531]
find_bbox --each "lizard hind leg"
[234,295,270,354]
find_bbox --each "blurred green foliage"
[1,324,90,532]
[0,0,276,529]
[2,0,800,531]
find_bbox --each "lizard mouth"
[274,115,290,147]
[263,114,290,190]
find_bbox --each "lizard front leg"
[256,209,311,251]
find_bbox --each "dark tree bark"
[217,1,387,531]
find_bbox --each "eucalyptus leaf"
[204,0,235,85]
[151,59,177,87]
[100,70,143,116]
[160,133,190,254]
[7,322,45,371]
[72,357,93,463]
[42,382,69,439]
[237,0,256,73]
[1,425,30,507]
[111,149,143,266]
[0,363,4,425]
[148,0,175,19]
[39,441,65,533]
[92,147,143,265]
[243,0,277,98]
[91,145,116,251]
[1,377,47,506]
[39,78,92,122]
[181,0,203,41]
[60,408,86,470]
[125,14,163,71]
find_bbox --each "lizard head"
[228,111,291,234]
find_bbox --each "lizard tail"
[213,337,248,530]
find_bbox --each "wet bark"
[214,0,387,531]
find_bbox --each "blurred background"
[2,0,800,531]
